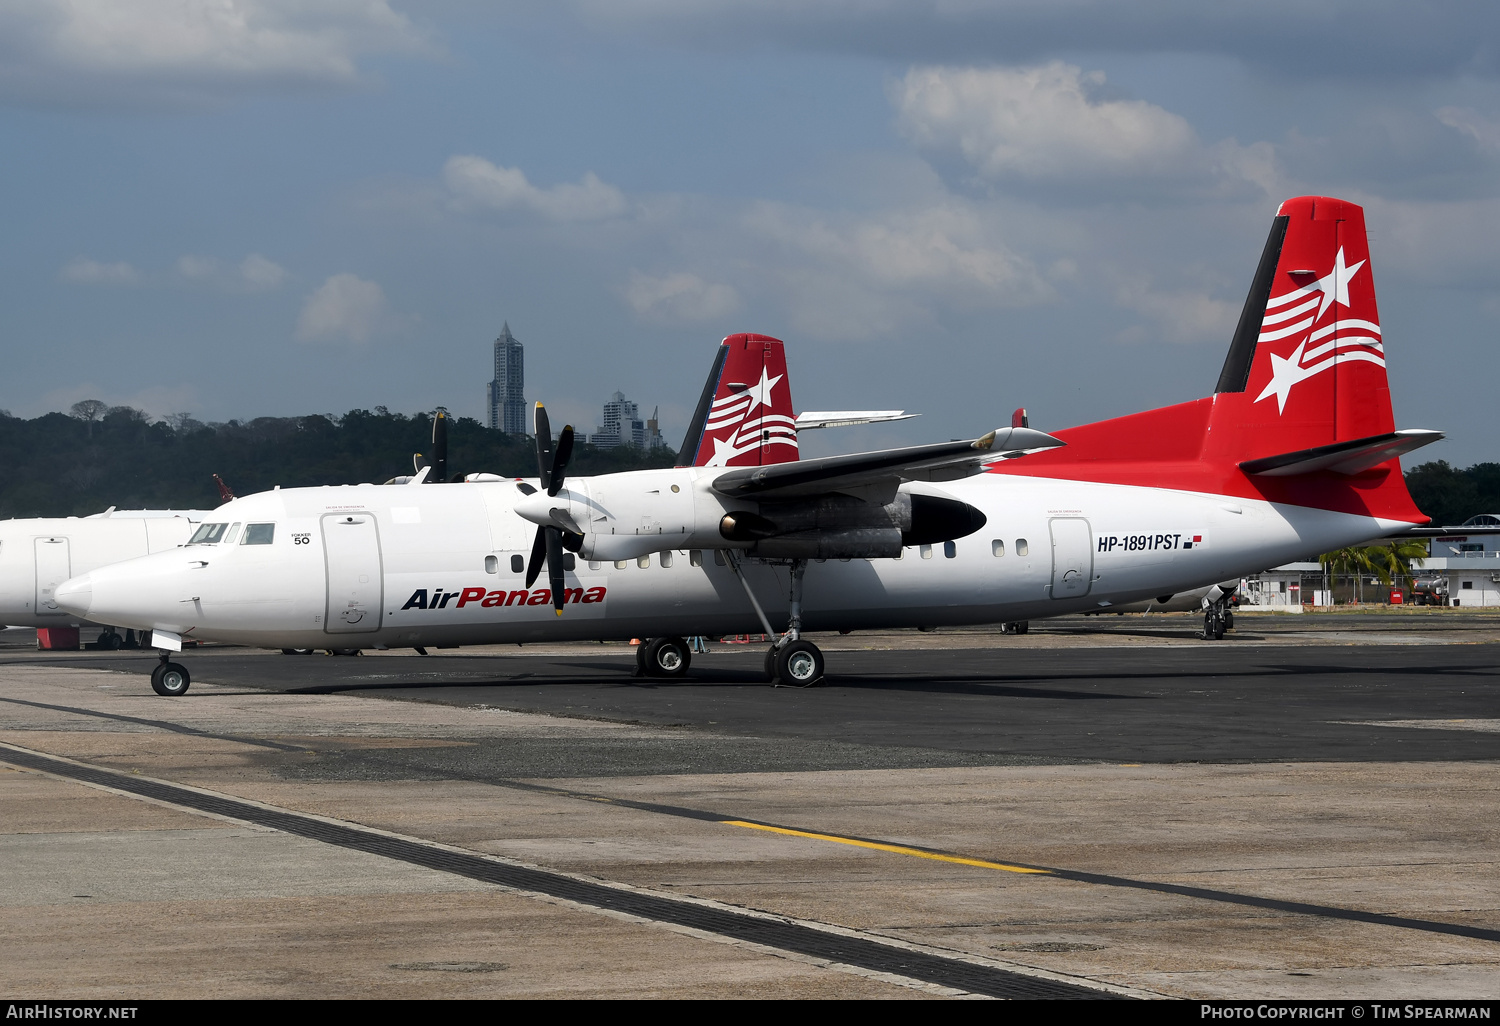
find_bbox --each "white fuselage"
[0,511,209,627]
[56,470,1392,647]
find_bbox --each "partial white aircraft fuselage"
[54,470,1382,649]
[0,510,208,628]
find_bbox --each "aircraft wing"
[794,410,918,430]
[709,426,1063,500]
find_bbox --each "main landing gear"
[150,650,191,696]
[635,636,692,678]
[727,554,825,688]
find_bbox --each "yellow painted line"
[721,821,1051,875]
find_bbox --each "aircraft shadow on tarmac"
[284,665,1145,702]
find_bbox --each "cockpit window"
[242,523,275,545]
[223,523,242,544]
[188,523,228,545]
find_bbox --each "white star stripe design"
[1253,248,1381,414]
[700,364,796,465]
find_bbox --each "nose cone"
[54,574,93,617]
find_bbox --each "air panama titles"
[400,586,607,611]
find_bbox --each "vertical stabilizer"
[680,333,799,467]
[1207,196,1394,459]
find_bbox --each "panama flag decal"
[1253,246,1384,414]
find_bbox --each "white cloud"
[295,272,387,343]
[1113,280,1240,345]
[443,155,628,221]
[737,200,1055,340]
[0,0,431,106]
[175,252,287,289]
[624,271,740,323]
[892,63,1275,194]
[1436,106,1500,153]
[238,253,287,289]
[60,257,139,284]
[176,254,218,279]
[747,202,1049,295]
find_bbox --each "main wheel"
[99,631,123,651]
[150,661,191,696]
[773,640,824,688]
[634,639,653,677]
[763,645,778,681]
[643,636,690,678]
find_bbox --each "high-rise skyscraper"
[486,323,525,434]
[591,391,639,449]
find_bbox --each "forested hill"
[0,407,678,518]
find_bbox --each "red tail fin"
[1205,195,1393,458]
[679,333,798,467]
[989,197,1432,523]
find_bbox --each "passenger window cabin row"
[483,539,1032,573]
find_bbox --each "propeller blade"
[534,403,554,493]
[546,527,565,616]
[548,424,574,497]
[524,527,547,588]
[413,453,428,475]
[431,410,448,484]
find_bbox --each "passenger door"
[1049,518,1093,599]
[322,514,382,634]
[34,537,70,616]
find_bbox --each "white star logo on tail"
[1254,247,1382,414]
[1312,246,1365,322]
[703,366,787,466]
[743,366,782,413]
[1256,339,1319,413]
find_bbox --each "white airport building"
[1236,515,1500,609]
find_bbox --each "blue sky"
[1,1,1497,464]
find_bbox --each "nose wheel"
[150,652,191,696]
[1201,600,1228,640]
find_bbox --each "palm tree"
[1319,541,1427,603]
[1320,546,1379,603]
[1366,539,1428,594]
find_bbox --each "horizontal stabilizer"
[794,410,918,430]
[711,426,1063,499]
[1239,429,1443,477]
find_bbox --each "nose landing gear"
[150,651,191,696]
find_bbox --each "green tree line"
[0,405,678,518]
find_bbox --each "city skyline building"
[591,390,641,449]
[486,322,525,435]
[590,392,665,449]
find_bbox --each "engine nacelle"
[716,488,986,560]
[551,470,987,563]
